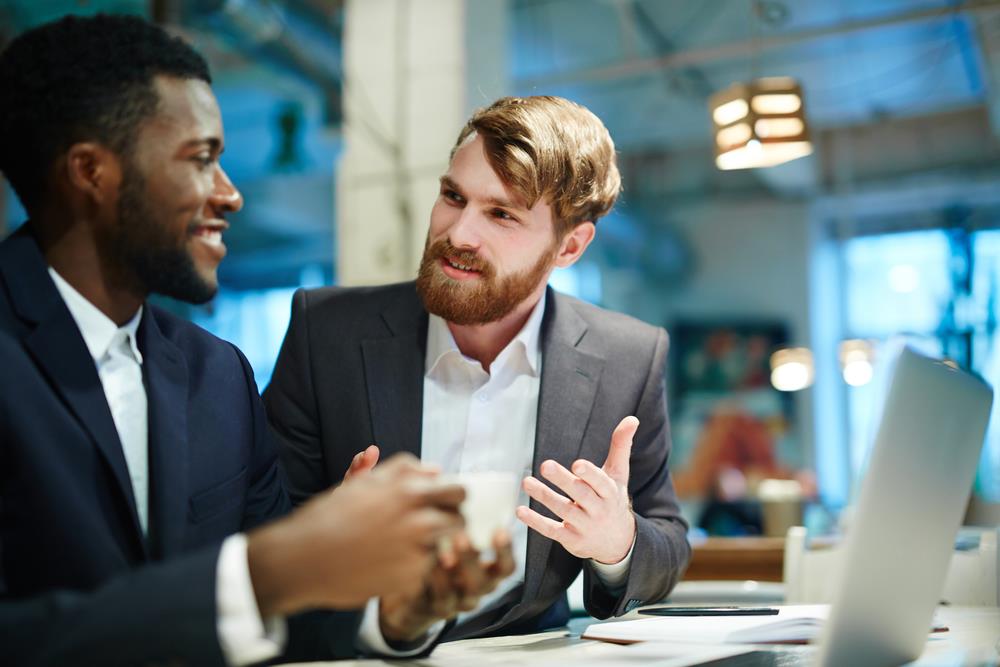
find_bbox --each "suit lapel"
[521,289,605,606]
[361,287,428,459]
[141,309,190,560]
[0,229,146,555]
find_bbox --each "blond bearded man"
[264,96,690,655]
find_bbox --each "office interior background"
[2,0,999,536]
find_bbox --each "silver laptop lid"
[817,347,993,667]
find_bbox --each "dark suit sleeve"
[232,342,363,661]
[233,343,293,530]
[0,545,226,667]
[263,289,330,506]
[582,327,691,618]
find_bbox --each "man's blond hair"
[451,96,621,236]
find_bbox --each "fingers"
[570,459,617,499]
[450,534,488,598]
[522,475,585,522]
[446,530,515,607]
[378,452,423,474]
[378,453,443,479]
[408,507,465,546]
[516,505,580,546]
[410,479,466,509]
[602,416,639,485]
[487,529,516,581]
[537,460,601,509]
[345,444,381,480]
[437,534,459,568]
[426,564,461,618]
[361,444,380,467]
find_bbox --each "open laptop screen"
[817,347,993,667]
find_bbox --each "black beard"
[111,160,217,304]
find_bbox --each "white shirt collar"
[426,291,546,377]
[48,267,144,365]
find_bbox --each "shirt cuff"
[216,533,287,666]
[589,532,637,593]
[356,597,445,657]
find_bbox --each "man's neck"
[446,284,546,373]
[34,217,145,326]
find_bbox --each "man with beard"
[264,96,691,653]
[0,14,468,666]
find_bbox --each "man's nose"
[446,205,483,250]
[211,166,243,214]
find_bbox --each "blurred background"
[2,0,999,538]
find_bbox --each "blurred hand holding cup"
[440,472,520,552]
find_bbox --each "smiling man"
[264,96,691,652]
[0,14,467,666]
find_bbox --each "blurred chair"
[783,526,999,606]
[942,528,999,606]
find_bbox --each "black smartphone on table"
[638,606,780,617]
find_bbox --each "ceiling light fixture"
[710,77,813,170]
[839,339,875,387]
[770,346,814,392]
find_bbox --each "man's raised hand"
[516,416,638,564]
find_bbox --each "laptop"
[815,346,993,666]
[582,347,992,665]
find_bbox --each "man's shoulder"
[291,281,424,341]
[550,290,665,347]
[145,303,247,369]
[297,281,419,315]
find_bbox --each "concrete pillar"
[337,0,508,286]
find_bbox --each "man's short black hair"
[0,13,211,212]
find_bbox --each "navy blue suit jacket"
[0,227,357,666]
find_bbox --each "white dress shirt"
[359,293,633,654]
[48,269,283,666]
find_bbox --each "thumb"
[360,444,380,471]
[345,444,380,480]
[602,416,639,485]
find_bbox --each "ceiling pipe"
[185,0,343,124]
[516,0,1000,89]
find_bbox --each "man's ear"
[554,221,596,269]
[63,142,122,206]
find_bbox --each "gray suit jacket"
[263,281,690,639]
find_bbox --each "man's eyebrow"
[440,175,527,211]
[439,175,462,192]
[183,137,223,153]
[484,194,526,212]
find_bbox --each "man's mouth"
[190,221,229,260]
[191,221,228,245]
[445,257,479,272]
[193,227,223,246]
[439,255,484,280]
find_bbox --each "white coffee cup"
[441,471,520,551]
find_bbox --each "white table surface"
[279,606,1000,666]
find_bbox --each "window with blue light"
[548,261,603,304]
[842,228,1000,503]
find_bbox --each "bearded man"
[263,96,690,654]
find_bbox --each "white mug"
[441,471,520,551]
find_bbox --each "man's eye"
[194,155,216,169]
[492,208,515,221]
[443,189,464,203]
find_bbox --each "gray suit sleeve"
[582,327,691,618]
[263,288,330,506]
